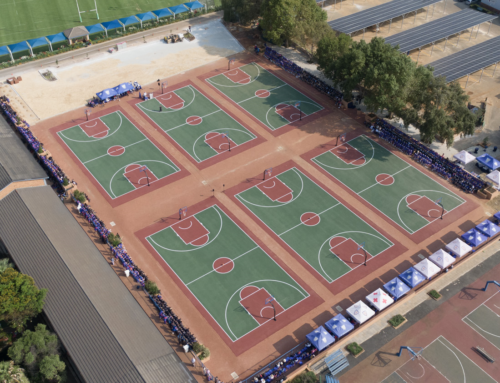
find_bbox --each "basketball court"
[134,82,261,168]
[54,109,185,205]
[463,291,500,350]
[204,62,324,132]
[304,134,466,238]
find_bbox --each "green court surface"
[235,167,393,283]
[464,303,500,350]
[311,135,465,234]
[57,110,179,199]
[136,85,256,163]
[146,205,309,341]
[206,62,323,131]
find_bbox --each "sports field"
[234,166,393,283]
[136,84,257,164]
[205,62,324,131]
[309,135,465,234]
[463,291,500,350]
[57,110,180,199]
[145,204,310,342]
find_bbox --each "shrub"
[388,314,406,328]
[192,342,203,354]
[37,146,43,154]
[62,177,69,186]
[428,290,441,300]
[290,371,318,383]
[73,190,86,203]
[107,232,122,247]
[199,345,210,360]
[145,280,160,295]
[346,342,363,356]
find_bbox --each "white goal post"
[76,0,99,23]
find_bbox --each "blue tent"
[461,228,486,247]
[477,153,500,171]
[169,4,189,14]
[119,16,139,26]
[184,1,204,10]
[8,41,30,53]
[113,83,134,94]
[96,88,118,100]
[476,219,500,237]
[324,314,354,338]
[0,46,13,61]
[306,326,334,351]
[136,11,156,21]
[86,23,105,34]
[383,277,411,300]
[101,20,123,31]
[46,32,67,44]
[27,37,48,48]
[494,211,500,223]
[399,267,425,288]
[153,8,173,18]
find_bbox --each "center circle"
[213,257,234,274]
[376,173,394,186]
[255,89,270,98]
[300,212,320,226]
[186,116,202,125]
[107,145,125,156]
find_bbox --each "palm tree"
[0,258,14,274]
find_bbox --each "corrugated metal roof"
[0,187,194,383]
[0,117,47,190]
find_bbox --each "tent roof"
[46,32,67,44]
[96,88,118,100]
[383,277,410,299]
[101,20,123,30]
[399,267,425,288]
[63,26,89,39]
[414,259,440,279]
[169,4,189,14]
[487,170,500,185]
[184,1,204,9]
[366,288,393,311]
[346,301,375,324]
[445,238,472,257]
[113,83,134,93]
[306,326,334,351]
[461,228,486,247]
[476,219,500,237]
[0,46,11,56]
[85,23,105,34]
[324,314,354,338]
[120,16,139,25]
[153,8,173,18]
[27,37,48,48]
[8,41,30,53]
[453,150,476,164]
[136,12,156,21]
[429,249,455,269]
[477,153,500,170]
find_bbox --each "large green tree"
[0,361,28,383]
[316,32,352,77]
[221,0,263,24]
[261,0,299,47]
[292,0,329,58]
[0,268,47,331]
[0,258,14,274]
[8,324,65,382]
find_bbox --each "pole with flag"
[139,165,150,186]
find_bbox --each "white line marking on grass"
[59,111,123,143]
[357,165,411,194]
[237,84,287,104]
[137,85,196,114]
[83,138,148,164]
[205,63,261,88]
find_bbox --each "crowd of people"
[369,118,487,193]
[264,47,343,108]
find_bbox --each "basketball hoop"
[265,295,276,321]
[162,81,168,94]
[179,206,188,220]
[221,132,231,151]
[435,197,444,219]
[139,165,150,186]
[263,167,273,180]
[337,133,347,146]
[357,242,368,267]
[228,58,236,70]
[85,108,91,121]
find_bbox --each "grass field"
[0,0,219,47]
[235,167,393,283]
[57,110,180,199]
[136,84,256,163]
[206,62,323,131]
[145,204,309,341]
[311,135,465,234]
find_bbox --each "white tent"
[414,259,441,279]
[445,238,472,257]
[365,288,394,311]
[453,150,476,164]
[429,249,455,269]
[346,301,375,324]
[487,170,500,187]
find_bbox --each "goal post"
[76,0,99,23]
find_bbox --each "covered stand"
[445,238,472,257]
[383,277,410,300]
[414,259,440,279]
[399,267,425,288]
[476,153,500,172]
[324,314,354,338]
[96,88,118,100]
[461,228,486,247]
[454,150,476,164]
[346,301,375,324]
[63,26,89,44]
[136,12,156,26]
[0,46,13,62]
[365,288,394,311]
[476,219,500,237]
[113,83,134,95]
[184,1,205,11]
[429,249,455,269]
[101,20,122,37]
[306,326,334,351]
[169,4,189,19]
[45,32,67,51]
[8,41,32,58]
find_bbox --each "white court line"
[83,138,148,164]
[237,84,287,104]
[277,202,341,237]
[357,165,411,195]
[205,63,261,88]
[165,109,222,132]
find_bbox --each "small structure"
[429,249,455,269]
[306,326,335,351]
[476,219,500,238]
[487,170,500,188]
[399,267,425,288]
[383,277,410,300]
[365,288,394,311]
[346,301,375,324]
[413,259,440,279]
[445,238,472,257]
[454,150,476,164]
[63,26,90,44]
[461,228,486,247]
[476,153,500,172]
[45,32,67,51]
[324,313,354,338]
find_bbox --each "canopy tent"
[113,83,134,94]
[136,12,156,26]
[119,16,139,28]
[445,238,472,257]
[27,37,49,49]
[476,219,500,238]
[487,170,500,187]
[476,153,500,171]
[45,32,67,51]
[101,20,123,37]
[366,288,394,311]
[399,267,425,288]
[184,1,205,10]
[169,4,189,18]
[96,88,118,100]
[346,301,375,324]
[494,211,500,223]
[461,228,486,247]
[429,249,455,269]
[324,314,354,338]
[8,41,31,56]
[153,8,173,18]
[414,259,440,279]
[454,150,476,164]
[306,326,335,351]
[0,46,13,62]
[85,23,105,34]
[383,277,410,300]
[63,26,89,40]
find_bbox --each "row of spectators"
[152,295,197,346]
[369,119,486,193]
[264,47,342,108]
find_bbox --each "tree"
[8,324,65,382]
[0,361,27,383]
[0,258,14,274]
[221,0,263,24]
[261,0,299,47]
[0,268,47,331]
[290,371,318,383]
[292,0,328,59]
[316,32,352,77]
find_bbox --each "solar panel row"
[428,35,500,83]
[384,9,497,53]
[328,0,441,34]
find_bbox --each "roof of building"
[0,117,47,190]
[0,186,194,383]
[63,26,89,39]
